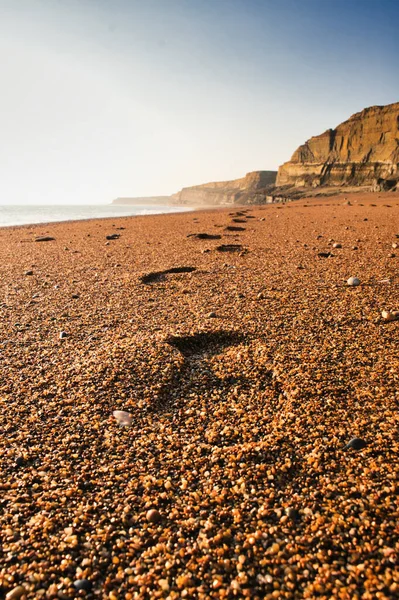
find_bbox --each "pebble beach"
[1,192,399,599]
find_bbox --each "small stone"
[6,587,27,600]
[59,331,68,339]
[381,310,399,322]
[352,246,358,250]
[285,507,299,520]
[25,270,33,276]
[71,294,80,299]
[106,234,120,240]
[392,242,398,249]
[269,542,280,554]
[159,579,170,591]
[15,456,24,467]
[208,312,217,318]
[388,253,396,258]
[73,579,92,592]
[146,508,161,523]
[113,410,133,426]
[333,242,342,248]
[344,437,367,450]
[347,276,360,287]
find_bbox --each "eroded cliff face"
[277,102,399,188]
[172,171,277,205]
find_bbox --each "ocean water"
[0,204,191,228]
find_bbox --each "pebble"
[392,242,398,249]
[347,276,360,286]
[59,331,68,339]
[284,507,299,520]
[332,242,342,248]
[344,437,367,450]
[5,587,26,600]
[207,311,217,318]
[113,410,133,426]
[146,509,161,523]
[24,270,33,276]
[73,579,92,591]
[15,456,24,467]
[381,310,399,322]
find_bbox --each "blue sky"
[0,0,398,204]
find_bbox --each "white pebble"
[381,310,399,322]
[113,410,133,426]
[347,276,360,287]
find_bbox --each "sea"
[0,204,192,228]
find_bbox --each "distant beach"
[0,204,191,228]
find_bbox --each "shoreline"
[0,204,194,231]
[1,190,399,598]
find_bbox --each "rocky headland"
[171,171,277,206]
[277,102,399,191]
[114,102,399,209]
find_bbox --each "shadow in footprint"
[225,226,246,232]
[141,266,196,284]
[232,218,246,223]
[187,233,222,240]
[165,330,244,357]
[216,244,243,253]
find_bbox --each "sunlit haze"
[1,0,398,205]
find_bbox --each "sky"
[0,0,398,205]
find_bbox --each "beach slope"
[1,193,399,599]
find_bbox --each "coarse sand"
[1,192,399,599]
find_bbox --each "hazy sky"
[1,0,398,205]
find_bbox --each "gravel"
[1,192,399,598]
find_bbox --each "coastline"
[1,191,399,598]
[0,204,193,230]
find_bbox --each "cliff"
[277,102,399,189]
[172,171,277,205]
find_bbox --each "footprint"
[141,266,196,284]
[165,330,244,357]
[187,233,222,240]
[216,244,244,253]
[225,226,246,232]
